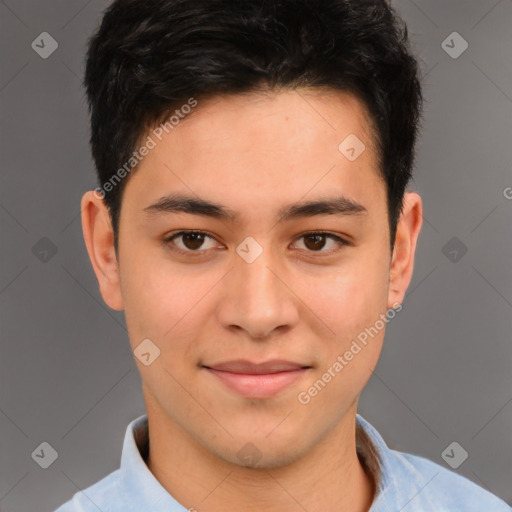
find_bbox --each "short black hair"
[84,0,423,251]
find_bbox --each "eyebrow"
[143,192,367,223]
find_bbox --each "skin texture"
[81,89,423,512]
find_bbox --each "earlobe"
[81,191,124,311]
[387,191,423,309]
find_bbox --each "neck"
[144,402,376,512]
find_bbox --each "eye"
[163,230,348,257]
[163,230,220,255]
[292,232,348,254]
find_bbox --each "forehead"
[172,88,378,157]
[122,88,385,223]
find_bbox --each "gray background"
[1,1,511,510]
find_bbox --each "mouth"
[202,359,312,399]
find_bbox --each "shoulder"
[53,469,125,512]
[356,414,511,512]
[383,448,511,511]
[53,414,188,511]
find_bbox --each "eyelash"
[162,230,349,257]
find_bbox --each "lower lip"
[205,368,308,399]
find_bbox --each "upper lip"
[203,359,310,374]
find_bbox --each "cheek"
[119,250,194,345]
[300,251,390,338]
[119,251,221,372]
[298,265,388,411]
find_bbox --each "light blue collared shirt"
[54,413,511,511]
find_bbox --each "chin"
[207,430,308,470]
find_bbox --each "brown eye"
[303,234,327,251]
[165,231,218,254]
[180,232,207,250]
[293,232,348,254]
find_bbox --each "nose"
[216,246,299,340]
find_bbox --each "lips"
[202,359,311,398]
[204,359,310,374]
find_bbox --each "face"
[83,89,422,469]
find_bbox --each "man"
[55,0,511,510]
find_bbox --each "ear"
[387,191,423,308]
[81,190,124,311]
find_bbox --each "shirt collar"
[119,414,184,509]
